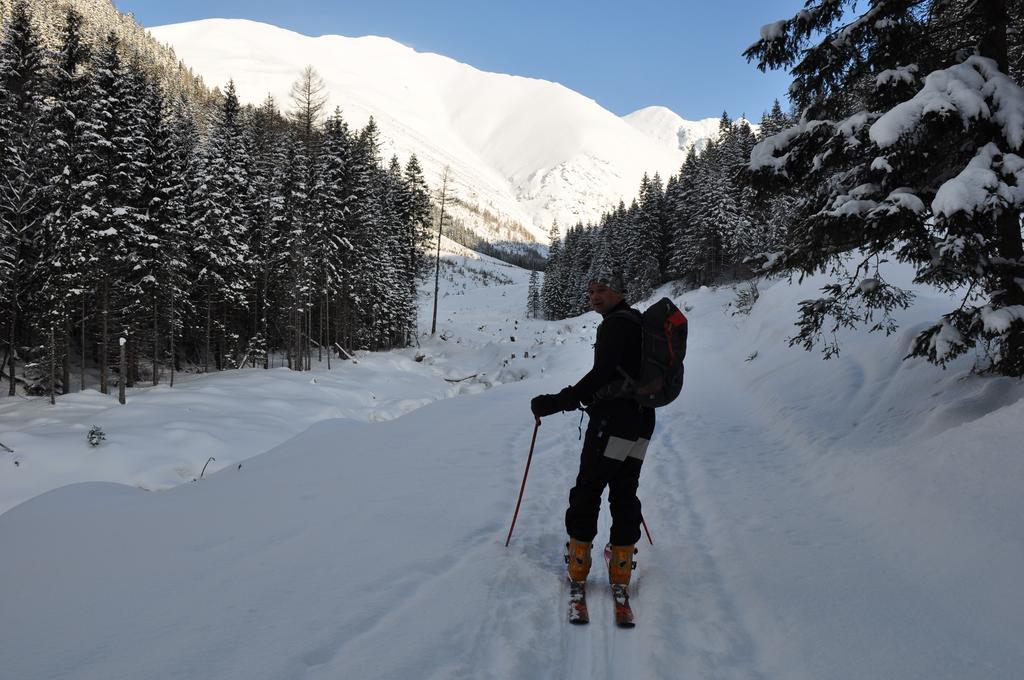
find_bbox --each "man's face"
[588,282,624,315]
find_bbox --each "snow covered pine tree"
[745,0,1024,375]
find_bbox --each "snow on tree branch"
[932,143,1024,218]
[870,56,1024,150]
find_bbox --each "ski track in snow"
[458,351,771,679]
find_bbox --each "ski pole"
[505,417,541,547]
[641,514,653,545]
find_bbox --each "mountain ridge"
[148,18,734,243]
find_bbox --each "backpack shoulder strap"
[603,308,642,325]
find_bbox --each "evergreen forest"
[0,1,433,398]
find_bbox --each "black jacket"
[567,300,654,440]
[569,300,642,405]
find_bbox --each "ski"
[604,544,636,627]
[611,583,635,628]
[568,579,589,624]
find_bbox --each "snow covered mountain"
[147,19,726,243]
[624,105,758,155]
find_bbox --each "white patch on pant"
[628,438,650,461]
[603,436,634,461]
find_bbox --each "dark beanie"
[588,273,627,295]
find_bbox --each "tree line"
[540,104,793,320]
[0,1,433,399]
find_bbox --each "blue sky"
[113,0,799,121]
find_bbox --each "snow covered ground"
[2,247,1022,679]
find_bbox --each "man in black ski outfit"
[530,275,655,588]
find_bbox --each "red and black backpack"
[601,297,688,408]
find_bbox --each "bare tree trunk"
[49,326,56,405]
[62,315,70,395]
[431,167,450,335]
[326,289,331,370]
[292,307,298,371]
[262,274,269,370]
[169,289,176,388]
[288,308,295,370]
[80,295,86,392]
[7,301,15,397]
[253,284,259,367]
[205,293,211,373]
[7,260,17,396]
[100,278,109,395]
[341,276,350,351]
[220,304,227,370]
[153,294,159,385]
[118,335,126,405]
[126,327,135,387]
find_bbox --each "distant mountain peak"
[624,107,758,155]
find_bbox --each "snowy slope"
[2,258,1023,679]
[147,19,704,241]
[624,105,759,155]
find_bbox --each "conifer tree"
[189,80,251,371]
[403,154,432,277]
[345,118,385,349]
[113,60,163,387]
[605,201,629,286]
[379,159,407,347]
[0,0,48,395]
[134,79,187,385]
[277,127,313,368]
[541,222,564,319]
[717,120,759,273]
[314,108,351,363]
[625,174,663,299]
[587,208,615,288]
[753,101,796,260]
[69,32,141,392]
[42,4,91,392]
[247,95,287,368]
[759,99,790,137]
[159,96,198,385]
[666,148,701,281]
[527,269,541,318]
[747,0,1024,374]
[560,225,587,315]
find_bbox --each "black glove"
[531,386,579,418]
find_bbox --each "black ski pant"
[565,406,655,547]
